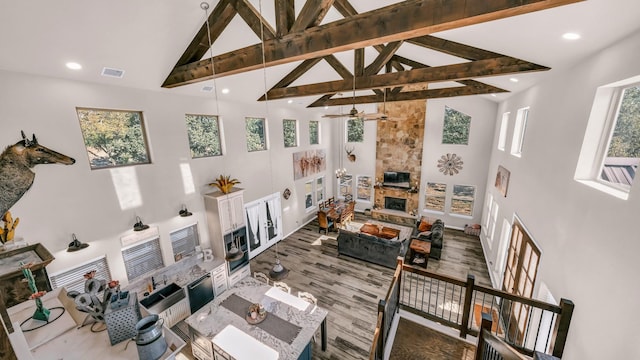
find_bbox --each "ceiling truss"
[163,0,584,106]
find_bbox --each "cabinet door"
[218,197,234,234]
[230,193,245,229]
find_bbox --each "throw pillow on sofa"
[418,218,431,232]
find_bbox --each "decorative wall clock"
[437,153,463,176]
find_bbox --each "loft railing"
[368,262,402,360]
[368,258,574,359]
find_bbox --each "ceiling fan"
[322,75,364,119]
[362,89,406,122]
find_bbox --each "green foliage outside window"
[607,85,640,158]
[442,106,471,145]
[76,108,150,169]
[283,119,298,148]
[246,117,267,152]
[347,118,364,142]
[186,114,222,158]
[309,121,319,145]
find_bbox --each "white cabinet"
[244,192,283,259]
[204,188,250,279]
[227,264,251,288]
[211,263,228,296]
[218,190,245,234]
[158,297,189,329]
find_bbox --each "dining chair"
[298,291,318,341]
[317,211,334,234]
[297,291,317,305]
[254,271,270,285]
[273,281,291,294]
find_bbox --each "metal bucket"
[135,315,167,360]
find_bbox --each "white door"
[245,192,283,259]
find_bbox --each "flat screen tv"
[383,171,410,189]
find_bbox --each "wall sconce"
[67,233,89,252]
[178,204,192,217]
[133,216,149,231]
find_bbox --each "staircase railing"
[369,258,574,359]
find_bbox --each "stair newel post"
[550,298,574,358]
[475,312,493,360]
[377,299,386,360]
[460,274,475,338]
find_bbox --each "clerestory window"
[575,76,640,199]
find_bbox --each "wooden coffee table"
[359,223,401,240]
[409,238,431,268]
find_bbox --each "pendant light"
[202,2,245,263]
[255,0,288,280]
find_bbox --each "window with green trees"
[283,119,298,148]
[185,114,222,158]
[309,121,319,145]
[347,118,364,142]
[76,108,150,169]
[600,84,640,186]
[442,106,471,145]
[246,117,267,152]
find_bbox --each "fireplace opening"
[384,197,407,212]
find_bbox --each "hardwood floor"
[248,214,492,360]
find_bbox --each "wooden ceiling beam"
[364,41,403,75]
[257,58,323,101]
[407,35,503,60]
[274,0,295,37]
[174,0,236,67]
[261,56,547,100]
[231,0,276,40]
[163,0,583,88]
[308,82,508,107]
[289,0,335,33]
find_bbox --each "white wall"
[481,29,640,360]
[0,70,333,285]
[421,96,498,229]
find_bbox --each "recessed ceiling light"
[287,99,293,104]
[562,32,581,40]
[510,78,519,83]
[324,106,329,109]
[221,88,230,94]
[491,94,497,97]
[66,62,82,70]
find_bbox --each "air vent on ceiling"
[201,85,214,92]
[101,67,125,78]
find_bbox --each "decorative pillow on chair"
[418,219,431,232]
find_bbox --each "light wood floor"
[248,214,492,360]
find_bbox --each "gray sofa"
[413,218,444,260]
[337,228,409,268]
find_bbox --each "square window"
[575,76,640,199]
[425,182,446,212]
[186,114,222,158]
[283,119,298,148]
[316,176,324,203]
[122,237,165,281]
[305,180,314,210]
[246,117,267,152]
[49,256,112,294]
[339,174,353,199]
[442,106,471,145]
[357,175,372,201]
[599,85,640,187]
[346,118,363,142]
[170,223,200,262]
[76,108,151,169]
[451,184,475,216]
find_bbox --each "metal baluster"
[523,305,534,352]
[427,276,434,315]
[544,313,556,353]
[456,284,463,324]
[533,308,544,353]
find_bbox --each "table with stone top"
[185,276,328,360]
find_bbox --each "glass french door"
[501,219,540,345]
